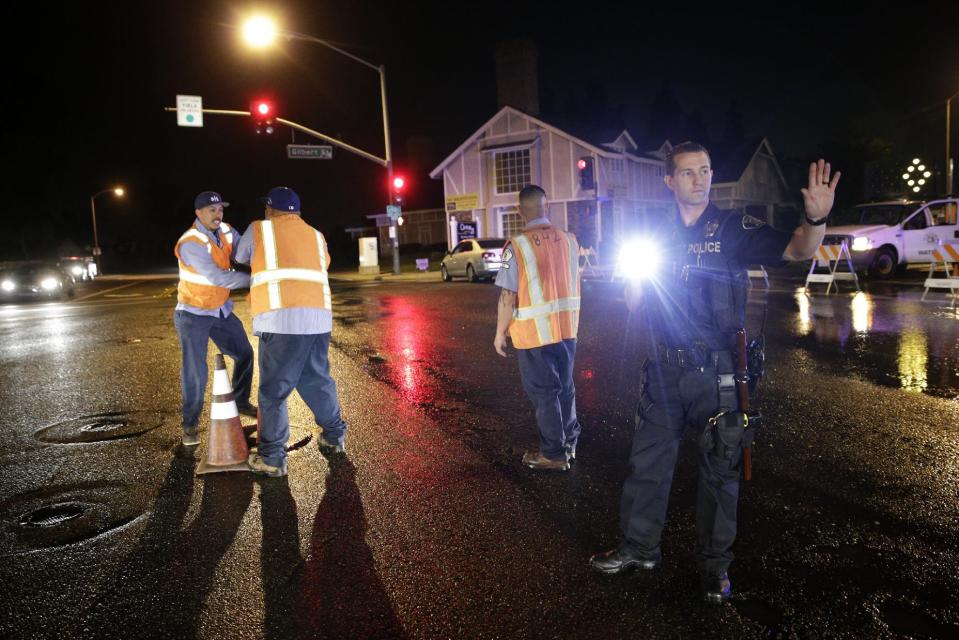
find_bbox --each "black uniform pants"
[619,360,742,576]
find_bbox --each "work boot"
[182,426,200,447]
[318,434,346,454]
[701,572,733,604]
[236,403,258,418]
[248,453,288,477]
[590,545,661,574]
[521,450,569,471]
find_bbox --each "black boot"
[701,572,732,604]
[590,546,661,574]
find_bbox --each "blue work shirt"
[175,220,250,318]
[494,216,552,293]
[235,220,334,336]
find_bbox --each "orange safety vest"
[250,214,332,317]
[174,222,236,309]
[508,225,581,349]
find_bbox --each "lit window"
[494,150,531,195]
[502,211,525,238]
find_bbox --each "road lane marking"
[73,281,145,302]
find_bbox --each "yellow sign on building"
[446,193,480,212]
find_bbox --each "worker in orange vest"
[235,187,348,477]
[493,185,582,471]
[173,191,257,447]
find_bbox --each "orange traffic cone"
[196,353,251,475]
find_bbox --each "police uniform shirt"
[642,203,791,349]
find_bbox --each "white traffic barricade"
[921,243,959,302]
[804,241,860,295]
[747,266,770,288]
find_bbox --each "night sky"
[2,0,958,269]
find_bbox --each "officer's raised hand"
[801,159,840,222]
[782,158,841,261]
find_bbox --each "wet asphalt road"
[0,272,958,639]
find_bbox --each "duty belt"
[656,343,733,371]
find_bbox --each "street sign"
[287,144,333,160]
[176,95,203,127]
[387,205,402,220]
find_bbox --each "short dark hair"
[665,142,711,176]
[519,184,547,203]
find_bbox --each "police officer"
[494,184,582,471]
[590,143,840,603]
[174,191,257,447]
[235,187,349,478]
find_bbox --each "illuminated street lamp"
[242,15,276,49]
[90,186,125,275]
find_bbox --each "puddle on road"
[35,411,166,444]
[782,289,959,399]
[0,482,147,555]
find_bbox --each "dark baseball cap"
[261,186,300,212]
[194,191,230,209]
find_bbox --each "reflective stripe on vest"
[315,230,332,308]
[260,220,282,310]
[513,296,581,321]
[179,229,212,253]
[178,268,216,286]
[513,234,554,344]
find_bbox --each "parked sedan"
[0,262,76,301]
[440,239,506,282]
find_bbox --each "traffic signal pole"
[380,64,401,276]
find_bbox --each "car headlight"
[851,237,873,252]
[41,277,59,291]
[71,266,83,276]
[616,239,661,280]
[1,280,14,292]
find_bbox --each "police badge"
[704,220,721,238]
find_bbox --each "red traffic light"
[577,158,588,171]
[256,102,271,116]
[392,176,406,191]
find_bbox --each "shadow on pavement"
[77,453,254,639]
[300,457,407,639]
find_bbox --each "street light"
[946,91,958,196]
[90,186,125,275]
[240,14,399,274]
[242,15,276,49]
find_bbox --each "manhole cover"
[19,503,87,528]
[35,411,166,444]
[0,481,149,555]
